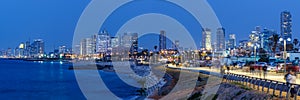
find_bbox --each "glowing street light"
[280,37,291,73]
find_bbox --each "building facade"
[281,11,292,40]
[227,34,236,49]
[122,33,138,54]
[96,31,111,54]
[30,39,45,57]
[202,28,212,50]
[216,28,226,51]
[80,38,93,56]
[159,30,167,51]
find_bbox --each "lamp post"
[254,45,257,64]
[279,38,291,73]
[251,44,257,64]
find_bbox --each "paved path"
[167,64,300,99]
[167,64,300,84]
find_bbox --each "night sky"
[0,0,299,52]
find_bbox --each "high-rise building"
[0,50,3,57]
[73,45,81,55]
[122,33,138,54]
[173,40,180,50]
[7,48,12,57]
[30,39,44,57]
[261,28,277,52]
[80,38,93,56]
[59,46,66,54]
[14,47,19,57]
[111,37,120,48]
[121,33,132,48]
[239,40,249,49]
[131,33,138,54]
[159,30,166,51]
[227,34,236,49]
[202,28,212,50]
[18,42,25,57]
[97,31,111,53]
[25,41,31,57]
[281,11,292,40]
[216,28,226,51]
[91,34,98,54]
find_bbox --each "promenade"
[167,64,300,84]
[167,64,300,99]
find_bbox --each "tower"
[281,11,292,40]
[159,30,166,51]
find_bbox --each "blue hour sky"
[0,0,299,52]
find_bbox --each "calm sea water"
[0,59,85,99]
[0,59,140,100]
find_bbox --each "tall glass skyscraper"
[216,28,225,51]
[159,30,166,51]
[227,34,236,49]
[80,38,92,56]
[281,11,292,40]
[122,33,138,54]
[30,39,44,57]
[173,40,180,50]
[202,28,212,50]
[97,31,111,54]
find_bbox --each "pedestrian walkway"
[167,64,300,84]
[167,64,300,99]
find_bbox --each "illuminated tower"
[159,30,166,51]
[281,11,292,40]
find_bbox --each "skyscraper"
[110,37,120,48]
[202,28,212,50]
[159,30,166,51]
[173,40,180,50]
[96,31,111,54]
[18,42,25,57]
[91,34,98,54]
[262,28,277,52]
[122,33,138,54]
[73,44,81,55]
[281,11,292,40]
[131,33,138,54]
[59,46,66,54]
[25,40,31,57]
[7,48,12,57]
[31,39,44,57]
[227,34,236,49]
[216,28,225,51]
[80,38,93,56]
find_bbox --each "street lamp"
[251,44,257,65]
[279,37,291,73]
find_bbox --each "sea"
[0,59,139,100]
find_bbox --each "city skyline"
[1,0,300,52]
[1,1,300,100]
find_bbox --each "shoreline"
[0,58,72,63]
[156,65,280,99]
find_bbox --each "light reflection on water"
[0,60,85,100]
[0,59,139,100]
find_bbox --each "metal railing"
[166,65,300,99]
[224,73,300,100]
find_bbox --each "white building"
[202,28,212,50]
[96,31,111,53]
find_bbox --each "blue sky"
[0,0,299,52]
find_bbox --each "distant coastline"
[0,58,72,62]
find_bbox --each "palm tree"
[293,39,299,52]
[293,39,299,46]
[269,34,280,56]
[154,45,158,53]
